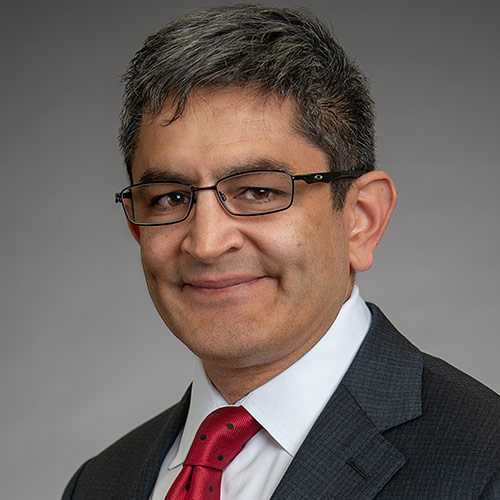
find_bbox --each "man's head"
[120,4,375,210]
[118,5,396,399]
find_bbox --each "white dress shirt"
[150,285,371,500]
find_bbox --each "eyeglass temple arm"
[115,191,132,203]
[294,170,367,184]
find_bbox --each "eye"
[152,191,190,209]
[236,187,287,203]
[244,187,274,200]
[217,171,292,212]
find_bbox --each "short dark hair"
[120,4,375,209]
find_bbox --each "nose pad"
[190,187,227,214]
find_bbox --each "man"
[63,5,500,499]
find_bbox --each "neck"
[202,357,296,404]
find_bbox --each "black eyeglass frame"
[115,169,368,226]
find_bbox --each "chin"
[178,325,281,365]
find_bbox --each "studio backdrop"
[1,1,498,498]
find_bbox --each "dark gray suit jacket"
[63,305,500,499]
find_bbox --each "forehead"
[131,86,327,184]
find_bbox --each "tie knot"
[185,406,261,470]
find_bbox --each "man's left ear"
[345,170,397,272]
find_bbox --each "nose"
[180,189,245,263]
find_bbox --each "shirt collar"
[169,285,371,468]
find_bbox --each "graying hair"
[120,4,375,209]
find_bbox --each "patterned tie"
[165,406,261,500]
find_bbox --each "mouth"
[183,275,267,294]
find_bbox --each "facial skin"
[128,87,396,403]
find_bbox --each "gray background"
[1,0,499,498]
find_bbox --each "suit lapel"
[271,304,423,499]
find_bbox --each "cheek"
[307,222,350,298]
[262,215,348,292]
[139,231,180,286]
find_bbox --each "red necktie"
[165,406,261,500]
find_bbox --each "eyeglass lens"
[122,171,294,225]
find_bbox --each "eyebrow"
[137,158,292,185]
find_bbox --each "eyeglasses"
[115,169,367,226]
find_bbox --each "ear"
[127,220,141,244]
[345,170,397,272]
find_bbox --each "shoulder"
[383,337,500,495]
[361,304,500,495]
[88,388,189,468]
[62,388,190,499]
[367,302,500,426]
[420,352,500,447]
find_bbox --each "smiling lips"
[184,276,266,293]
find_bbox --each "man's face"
[130,87,355,373]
